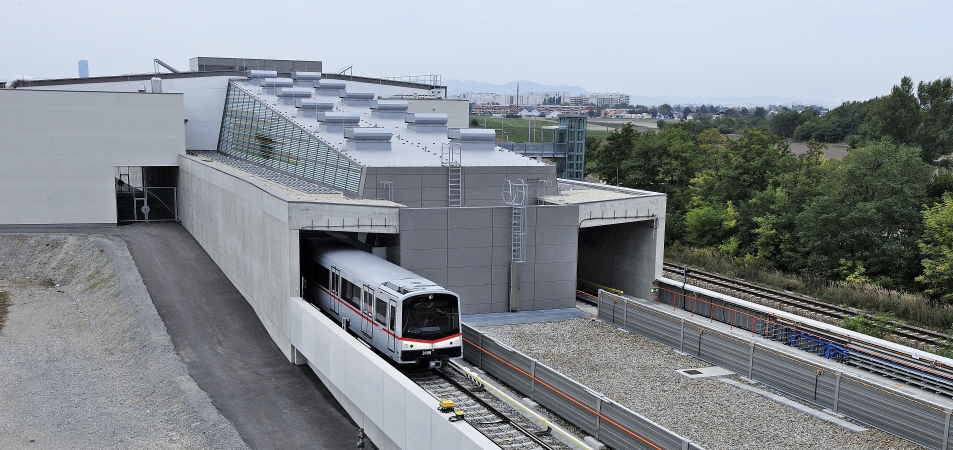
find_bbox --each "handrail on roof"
[153,58,180,74]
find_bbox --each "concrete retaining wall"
[178,155,298,360]
[289,297,494,450]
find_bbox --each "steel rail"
[406,365,562,450]
[661,262,949,349]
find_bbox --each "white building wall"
[26,76,235,151]
[0,89,184,226]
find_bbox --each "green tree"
[770,110,808,138]
[857,76,920,149]
[589,123,636,185]
[692,128,789,206]
[749,140,827,270]
[914,77,953,164]
[659,104,673,117]
[796,140,933,288]
[917,193,953,301]
[685,201,738,249]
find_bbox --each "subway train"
[300,237,462,368]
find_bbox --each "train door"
[361,285,374,337]
[330,267,340,315]
[387,298,398,352]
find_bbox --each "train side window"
[341,279,360,308]
[363,289,373,314]
[331,272,339,295]
[342,280,351,302]
[389,304,396,331]
[315,265,330,290]
[375,298,387,325]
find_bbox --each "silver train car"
[301,238,462,367]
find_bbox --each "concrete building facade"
[0,89,184,226]
[2,58,666,365]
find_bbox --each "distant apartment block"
[459,91,571,106]
[470,103,594,116]
[569,93,630,107]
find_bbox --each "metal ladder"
[503,180,527,263]
[442,143,462,207]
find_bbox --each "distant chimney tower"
[78,60,89,78]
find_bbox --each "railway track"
[406,362,567,450]
[575,289,598,306]
[661,262,949,350]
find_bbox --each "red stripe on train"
[316,286,460,345]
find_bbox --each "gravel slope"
[0,234,247,449]
[479,315,923,450]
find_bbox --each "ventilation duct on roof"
[345,127,392,151]
[261,78,294,87]
[318,111,361,132]
[370,100,409,119]
[260,77,294,95]
[295,98,334,118]
[291,71,322,88]
[448,128,497,151]
[277,87,313,104]
[247,70,278,79]
[405,113,449,133]
[342,91,375,107]
[316,79,347,97]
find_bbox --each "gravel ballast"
[478,315,923,450]
[0,234,247,449]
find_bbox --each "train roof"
[304,237,445,294]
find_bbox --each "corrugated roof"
[231,79,548,169]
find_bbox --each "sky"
[1,0,950,105]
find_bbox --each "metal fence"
[462,324,703,450]
[599,290,953,450]
[116,187,178,223]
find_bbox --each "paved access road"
[7,222,367,449]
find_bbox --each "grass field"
[469,115,614,142]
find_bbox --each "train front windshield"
[402,294,460,340]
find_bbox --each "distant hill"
[445,79,590,96]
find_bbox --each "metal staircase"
[442,143,462,207]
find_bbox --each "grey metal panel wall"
[640,308,680,349]
[698,332,748,375]
[462,325,482,367]
[599,402,688,450]
[462,324,701,450]
[479,338,535,394]
[750,347,818,402]
[838,378,947,450]
[601,291,953,450]
[533,364,601,433]
[812,372,838,410]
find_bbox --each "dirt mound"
[0,234,247,449]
